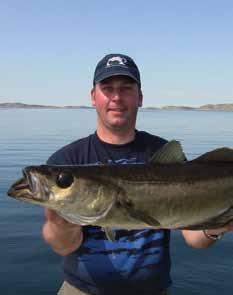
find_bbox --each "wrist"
[203,229,224,241]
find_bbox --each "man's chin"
[109,124,125,130]
[105,122,127,131]
[109,117,128,127]
[105,113,136,130]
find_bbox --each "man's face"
[91,75,143,132]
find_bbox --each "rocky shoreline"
[0,102,233,111]
[0,102,93,109]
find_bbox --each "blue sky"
[0,0,232,107]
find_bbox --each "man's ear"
[91,87,96,106]
[138,90,143,107]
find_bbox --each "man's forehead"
[98,75,136,85]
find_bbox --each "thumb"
[44,208,58,221]
[226,221,233,231]
[44,209,68,224]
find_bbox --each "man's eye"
[103,87,113,92]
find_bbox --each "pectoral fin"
[103,227,116,241]
[121,199,161,228]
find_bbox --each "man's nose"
[111,89,122,101]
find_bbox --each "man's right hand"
[42,209,83,256]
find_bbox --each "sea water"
[0,109,233,295]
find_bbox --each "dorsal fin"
[192,147,233,163]
[150,140,186,164]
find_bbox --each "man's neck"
[96,128,136,145]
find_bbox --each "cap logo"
[106,56,127,67]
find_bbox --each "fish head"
[8,165,59,207]
[8,165,117,223]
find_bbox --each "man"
[43,53,233,295]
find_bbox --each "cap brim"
[94,70,140,85]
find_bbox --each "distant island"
[0,102,93,109]
[144,104,233,111]
[0,102,233,111]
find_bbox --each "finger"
[218,221,233,233]
[45,209,82,229]
[44,209,68,225]
[44,208,59,221]
[226,221,233,231]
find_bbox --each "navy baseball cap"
[93,53,141,87]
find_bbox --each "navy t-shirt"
[47,130,172,295]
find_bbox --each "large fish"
[7,141,233,230]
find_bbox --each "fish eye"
[56,172,74,189]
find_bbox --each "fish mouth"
[7,175,32,199]
[8,168,49,202]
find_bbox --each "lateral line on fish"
[121,180,209,185]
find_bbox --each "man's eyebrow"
[121,80,135,84]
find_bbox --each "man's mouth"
[108,108,125,113]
